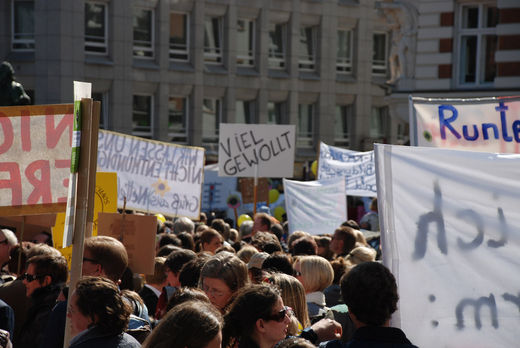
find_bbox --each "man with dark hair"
[330,226,357,258]
[292,236,318,256]
[252,212,272,236]
[321,262,417,348]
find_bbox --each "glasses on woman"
[265,306,293,322]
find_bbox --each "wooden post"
[85,101,100,238]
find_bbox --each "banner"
[218,123,295,177]
[375,144,520,348]
[283,177,346,236]
[97,130,204,219]
[318,142,376,197]
[202,164,238,212]
[0,104,73,215]
[410,96,520,153]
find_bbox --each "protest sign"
[318,142,376,197]
[410,96,520,153]
[283,177,346,236]
[97,130,204,219]
[97,212,156,274]
[202,164,238,212]
[375,144,520,348]
[218,124,295,177]
[0,104,73,215]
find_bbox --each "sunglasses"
[265,306,292,322]
[21,273,45,282]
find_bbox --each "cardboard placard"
[239,178,269,204]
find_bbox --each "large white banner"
[375,144,520,348]
[283,177,346,236]
[411,96,520,153]
[318,142,376,197]
[218,124,295,177]
[97,130,204,219]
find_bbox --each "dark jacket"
[320,326,418,348]
[137,286,158,318]
[69,326,141,348]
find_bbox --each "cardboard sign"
[239,178,269,204]
[97,212,156,274]
[318,142,376,197]
[411,96,520,153]
[0,104,73,215]
[375,144,520,348]
[218,124,296,177]
[97,130,204,219]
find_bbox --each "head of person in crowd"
[210,218,230,241]
[277,337,317,348]
[7,242,30,276]
[252,231,282,254]
[340,262,398,327]
[223,283,290,348]
[166,287,210,312]
[229,228,239,243]
[287,231,309,254]
[240,220,254,239]
[236,245,258,264]
[216,244,236,254]
[270,223,284,242]
[0,229,17,268]
[157,233,182,251]
[252,213,273,236]
[31,231,53,246]
[353,230,369,247]
[267,272,311,330]
[177,232,195,251]
[199,252,249,312]
[314,236,333,260]
[330,257,347,286]
[173,217,195,235]
[293,256,334,294]
[199,212,208,225]
[83,236,128,283]
[330,226,357,257]
[345,246,376,269]
[262,253,294,276]
[165,249,197,288]
[68,276,133,338]
[23,254,68,297]
[247,252,269,284]
[156,244,181,257]
[292,236,318,256]
[341,220,360,230]
[196,228,223,255]
[143,300,222,348]
[145,257,168,291]
[179,254,210,288]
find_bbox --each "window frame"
[297,103,315,148]
[168,96,189,144]
[268,22,287,70]
[85,1,109,55]
[11,0,35,51]
[202,98,222,143]
[169,12,190,62]
[336,29,353,74]
[236,18,255,67]
[372,32,388,76]
[204,16,224,65]
[298,26,318,71]
[235,100,256,124]
[133,7,155,59]
[132,94,154,139]
[267,101,285,125]
[369,106,389,139]
[334,104,353,146]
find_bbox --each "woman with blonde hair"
[345,246,376,269]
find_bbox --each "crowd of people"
[0,197,418,348]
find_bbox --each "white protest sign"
[375,144,520,348]
[283,177,346,236]
[218,124,295,177]
[318,142,376,197]
[97,130,204,219]
[411,96,520,153]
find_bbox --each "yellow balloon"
[269,189,280,204]
[155,213,166,224]
[274,206,286,222]
[238,214,252,227]
[311,160,318,177]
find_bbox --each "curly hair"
[74,276,131,335]
[340,262,398,326]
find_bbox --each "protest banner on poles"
[283,177,346,236]
[318,142,376,197]
[410,96,520,153]
[375,144,520,348]
[97,130,204,219]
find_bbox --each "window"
[457,4,497,86]
[12,0,34,51]
[337,29,353,73]
[235,100,256,124]
[299,26,317,71]
[170,12,189,62]
[92,92,108,130]
[370,106,389,139]
[204,17,223,64]
[85,2,108,55]
[298,104,315,147]
[267,101,284,124]
[202,98,221,143]
[372,32,388,75]
[168,96,188,144]
[335,105,353,146]
[268,22,286,69]
[132,95,153,138]
[237,19,255,67]
[133,8,154,58]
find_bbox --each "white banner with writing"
[318,142,376,197]
[411,96,520,153]
[375,144,520,348]
[218,124,295,177]
[97,130,204,219]
[283,177,346,236]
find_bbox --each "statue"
[0,61,31,106]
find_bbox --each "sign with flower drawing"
[97,130,204,219]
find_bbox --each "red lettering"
[21,110,31,152]
[46,109,73,149]
[0,116,14,154]
[0,162,22,205]
[55,159,70,203]
[25,160,52,204]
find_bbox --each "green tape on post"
[71,100,81,173]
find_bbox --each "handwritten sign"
[0,104,73,215]
[97,130,204,219]
[375,144,520,348]
[283,177,346,236]
[318,142,376,197]
[411,96,520,153]
[218,124,295,177]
